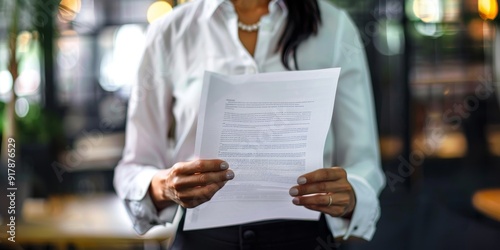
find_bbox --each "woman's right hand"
[149,159,234,209]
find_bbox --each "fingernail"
[297,177,307,185]
[292,197,300,205]
[226,170,235,180]
[289,188,298,196]
[220,162,229,170]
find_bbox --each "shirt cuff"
[325,174,381,240]
[121,168,179,234]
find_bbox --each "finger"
[303,204,347,217]
[177,182,227,208]
[172,170,234,189]
[289,181,352,196]
[292,193,351,207]
[296,167,346,184]
[174,159,229,175]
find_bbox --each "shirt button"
[242,230,256,240]
[353,226,359,231]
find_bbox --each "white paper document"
[184,68,341,230]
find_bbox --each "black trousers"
[169,214,337,250]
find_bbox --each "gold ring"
[327,195,332,207]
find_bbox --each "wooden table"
[2,194,174,250]
[472,189,500,222]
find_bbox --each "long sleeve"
[114,0,386,238]
[113,20,179,235]
[323,10,386,240]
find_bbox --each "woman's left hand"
[289,167,356,217]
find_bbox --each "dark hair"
[278,0,322,70]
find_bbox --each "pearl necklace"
[238,20,261,32]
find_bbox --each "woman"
[114,0,385,249]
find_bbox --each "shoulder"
[146,0,205,42]
[298,1,366,69]
[317,0,345,17]
[317,0,358,34]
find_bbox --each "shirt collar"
[203,0,287,19]
[270,0,287,13]
[203,0,226,18]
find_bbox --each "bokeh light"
[414,22,443,37]
[17,31,33,53]
[374,20,405,56]
[0,70,13,95]
[99,25,145,92]
[147,1,173,23]
[478,0,499,20]
[15,97,30,118]
[412,0,443,23]
[59,0,82,22]
[14,69,41,96]
[443,0,460,22]
[57,30,81,70]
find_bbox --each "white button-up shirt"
[114,0,386,241]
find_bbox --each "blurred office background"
[0,0,499,249]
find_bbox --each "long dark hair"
[278,0,322,70]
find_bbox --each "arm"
[113,21,177,235]
[114,21,235,235]
[325,10,385,240]
[289,10,385,241]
